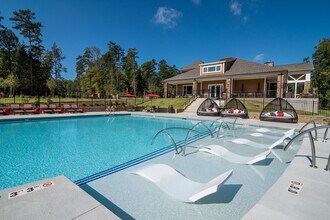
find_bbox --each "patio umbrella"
[121,93,136,105]
[145,93,159,106]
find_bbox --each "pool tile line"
[74,129,215,185]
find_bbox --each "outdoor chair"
[130,163,233,203]
[10,104,24,115]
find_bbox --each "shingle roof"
[225,58,284,75]
[164,60,203,82]
[277,62,314,72]
[164,58,314,82]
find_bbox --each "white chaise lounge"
[131,163,233,203]
[199,145,271,165]
[230,129,295,149]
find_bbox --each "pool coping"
[0,111,328,219]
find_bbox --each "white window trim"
[208,84,224,98]
[202,64,222,73]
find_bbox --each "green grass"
[136,98,192,109]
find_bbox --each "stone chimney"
[264,61,274,67]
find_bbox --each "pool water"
[84,123,302,220]
[0,115,206,190]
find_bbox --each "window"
[183,85,193,96]
[202,65,222,73]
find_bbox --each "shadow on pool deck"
[81,184,134,220]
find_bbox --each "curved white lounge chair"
[131,163,233,203]
[230,129,295,149]
[199,145,271,165]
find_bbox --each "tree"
[0,29,19,76]
[4,73,20,96]
[46,78,57,97]
[10,9,43,95]
[312,38,330,108]
[140,59,157,93]
[48,43,66,97]
[122,48,138,95]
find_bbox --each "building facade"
[164,57,314,99]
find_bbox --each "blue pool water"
[0,115,207,190]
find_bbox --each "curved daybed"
[260,98,298,123]
[220,98,248,118]
[197,98,220,116]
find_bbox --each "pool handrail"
[181,121,214,156]
[151,127,202,154]
[299,117,330,141]
[210,117,240,130]
[284,125,330,169]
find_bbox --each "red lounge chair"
[23,104,39,114]
[0,108,10,115]
[63,104,76,113]
[40,104,53,114]
[10,104,24,114]
[71,104,84,113]
[49,104,63,113]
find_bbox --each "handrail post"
[308,131,317,168]
[324,154,330,171]
[313,121,318,141]
[323,127,329,142]
[162,131,180,154]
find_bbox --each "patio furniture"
[199,145,271,165]
[197,98,220,116]
[23,104,39,114]
[230,129,295,149]
[10,104,24,115]
[49,104,63,113]
[71,104,84,113]
[220,98,248,118]
[40,104,53,114]
[260,98,298,123]
[130,163,233,203]
[63,104,76,113]
[0,108,10,115]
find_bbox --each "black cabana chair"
[260,98,298,123]
[197,98,220,116]
[220,98,249,118]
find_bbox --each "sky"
[1,0,329,80]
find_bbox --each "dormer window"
[203,65,222,73]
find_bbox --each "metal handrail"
[284,125,330,168]
[210,117,240,129]
[299,117,330,140]
[182,121,213,156]
[151,127,201,154]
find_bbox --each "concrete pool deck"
[0,111,329,219]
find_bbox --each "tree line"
[0,9,179,99]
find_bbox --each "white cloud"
[229,0,242,16]
[253,54,265,62]
[192,0,201,6]
[153,7,182,29]
[243,16,248,22]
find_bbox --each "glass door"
[208,84,224,98]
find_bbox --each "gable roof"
[225,58,284,75]
[277,62,314,72]
[164,57,314,82]
[164,60,203,82]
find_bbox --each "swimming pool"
[0,115,208,190]
[0,114,301,219]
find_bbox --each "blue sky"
[1,0,329,79]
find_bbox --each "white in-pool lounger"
[230,129,295,149]
[131,163,233,203]
[199,145,271,165]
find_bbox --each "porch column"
[276,72,287,98]
[193,80,198,97]
[226,78,232,99]
[164,83,168,98]
[263,76,267,98]
[304,73,311,94]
